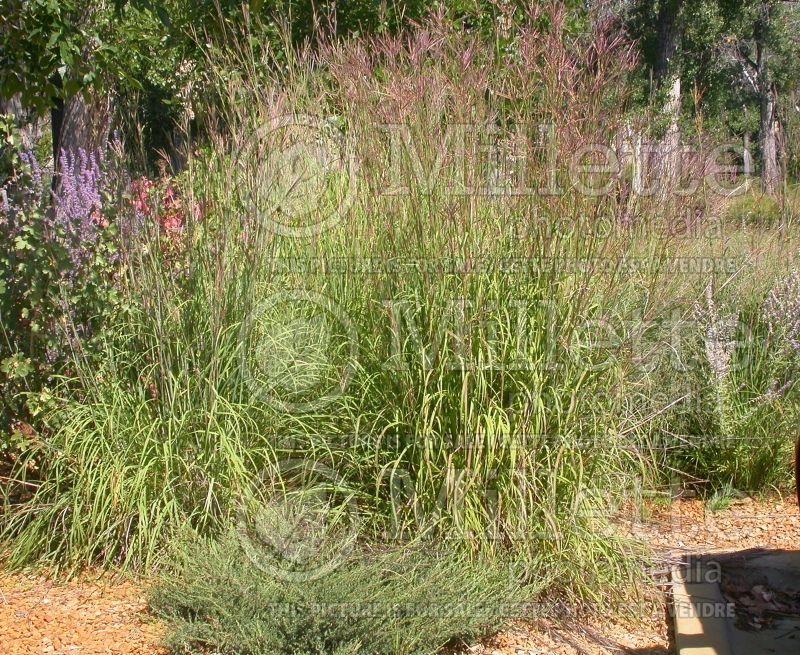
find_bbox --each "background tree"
[628,0,799,191]
[717,0,800,194]
[0,1,132,169]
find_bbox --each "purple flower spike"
[53,148,106,273]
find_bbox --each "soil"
[1,495,798,655]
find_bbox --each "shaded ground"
[1,496,798,655]
[718,550,800,632]
[718,549,800,653]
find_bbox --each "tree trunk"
[0,93,41,151]
[51,87,112,196]
[50,94,65,169]
[58,91,112,159]
[743,132,753,177]
[0,94,24,122]
[654,0,683,84]
[654,0,684,197]
[755,1,781,196]
[661,76,682,195]
[50,5,113,177]
[760,86,781,194]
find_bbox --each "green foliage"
[150,530,529,655]
[723,0,800,92]
[0,0,135,114]
[627,0,800,141]
[0,131,120,455]
[0,113,22,185]
[664,280,799,492]
[0,0,87,111]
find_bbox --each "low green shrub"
[150,529,530,655]
[725,190,781,226]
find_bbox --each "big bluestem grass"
[3,7,798,614]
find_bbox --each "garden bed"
[3,497,797,655]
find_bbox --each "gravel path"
[1,496,798,654]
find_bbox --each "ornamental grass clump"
[3,8,656,598]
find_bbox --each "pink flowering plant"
[123,167,200,269]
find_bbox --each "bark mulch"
[0,572,165,655]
